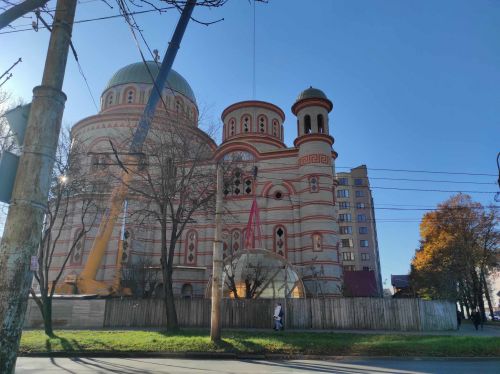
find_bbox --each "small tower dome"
[292,86,333,137]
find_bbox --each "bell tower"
[292,87,341,296]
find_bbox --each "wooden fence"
[104,298,457,331]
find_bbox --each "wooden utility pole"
[210,165,223,341]
[0,0,77,371]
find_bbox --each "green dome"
[296,86,328,101]
[105,61,196,104]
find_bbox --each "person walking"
[472,310,481,331]
[456,310,462,330]
[273,303,283,331]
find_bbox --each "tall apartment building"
[336,165,383,296]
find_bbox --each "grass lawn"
[20,330,500,357]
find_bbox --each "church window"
[231,229,241,253]
[309,175,319,193]
[274,225,286,257]
[274,191,283,200]
[312,233,322,252]
[106,93,114,107]
[222,230,230,259]
[258,115,267,133]
[244,178,253,195]
[233,169,242,195]
[304,115,311,134]
[272,119,279,137]
[317,114,324,133]
[176,99,183,113]
[242,115,250,133]
[70,230,85,265]
[127,90,135,104]
[185,230,198,265]
[229,118,236,136]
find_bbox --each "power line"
[336,166,496,177]
[0,6,176,35]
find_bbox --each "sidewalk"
[223,321,500,337]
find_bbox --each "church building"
[53,61,381,298]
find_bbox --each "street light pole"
[0,0,77,372]
[210,164,223,341]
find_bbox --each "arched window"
[272,119,279,137]
[229,118,236,136]
[126,89,135,104]
[70,230,85,265]
[312,232,322,252]
[304,115,311,134]
[274,225,287,257]
[231,229,241,253]
[176,98,184,113]
[222,230,230,259]
[233,169,242,195]
[106,93,114,107]
[242,115,251,133]
[309,175,319,193]
[244,177,253,195]
[317,114,324,133]
[181,283,193,298]
[185,230,198,265]
[258,115,267,133]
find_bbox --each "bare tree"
[0,90,16,153]
[223,255,270,299]
[0,0,233,31]
[115,119,217,331]
[29,130,106,336]
[121,256,160,298]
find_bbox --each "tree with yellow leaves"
[411,194,499,321]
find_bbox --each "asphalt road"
[15,357,500,374]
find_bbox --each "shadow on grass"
[45,333,115,353]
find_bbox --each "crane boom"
[74,0,196,295]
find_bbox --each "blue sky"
[1,0,499,289]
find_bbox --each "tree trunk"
[481,272,495,321]
[42,297,53,337]
[163,268,178,332]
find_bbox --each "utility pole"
[0,0,77,372]
[210,164,223,341]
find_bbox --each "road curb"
[18,351,500,360]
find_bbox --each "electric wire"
[0,6,176,35]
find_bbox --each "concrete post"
[0,0,77,372]
[210,165,223,341]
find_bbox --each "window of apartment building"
[341,238,353,248]
[343,265,355,271]
[337,189,349,198]
[342,252,355,261]
[354,178,363,186]
[355,190,364,197]
[359,226,368,234]
[340,226,352,234]
[360,240,369,247]
[338,177,348,185]
[339,213,352,222]
[356,202,366,209]
[339,201,350,209]
[363,266,370,271]
[357,214,367,222]
[361,253,370,261]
